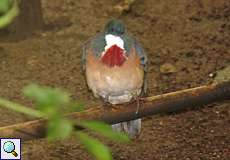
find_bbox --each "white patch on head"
[101,34,125,56]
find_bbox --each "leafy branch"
[0,2,129,159]
[0,84,130,160]
[0,0,19,29]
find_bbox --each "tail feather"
[112,119,141,138]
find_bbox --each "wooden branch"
[0,82,229,141]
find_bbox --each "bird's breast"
[101,45,126,67]
[85,48,144,103]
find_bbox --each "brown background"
[0,0,229,159]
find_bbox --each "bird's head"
[100,20,127,67]
[104,19,126,36]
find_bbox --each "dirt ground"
[0,0,229,159]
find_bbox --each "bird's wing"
[82,38,91,71]
[133,38,148,96]
[82,33,106,71]
[133,38,148,72]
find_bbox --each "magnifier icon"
[3,141,18,157]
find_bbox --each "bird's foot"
[102,95,111,107]
[130,96,145,114]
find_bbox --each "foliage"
[214,66,230,83]
[0,1,130,159]
[0,84,129,160]
[77,131,112,160]
[79,121,129,143]
[0,0,19,29]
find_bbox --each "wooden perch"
[0,82,229,141]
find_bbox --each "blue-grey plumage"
[82,20,148,70]
[82,19,147,138]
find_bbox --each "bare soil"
[0,0,229,159]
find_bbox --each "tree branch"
[0,82,229,141]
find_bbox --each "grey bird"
[82,19,147,138]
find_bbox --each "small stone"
[208,72,215,78]
[214,66,230,83]
[160,63,177,74]
[113,0,136,15]
[41,33,47,37]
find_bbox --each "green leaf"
[0,0,12,14]
[77,131,112,160]
[79,121,130,143]
[0,0,18,29]
[214,66,230,83]
[47,118,73,140]
[68,100,85,112]
[0,98,44,118]
[23,84,70,110]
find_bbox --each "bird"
[82,19,147,138]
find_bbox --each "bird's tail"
[112,119,141,138]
